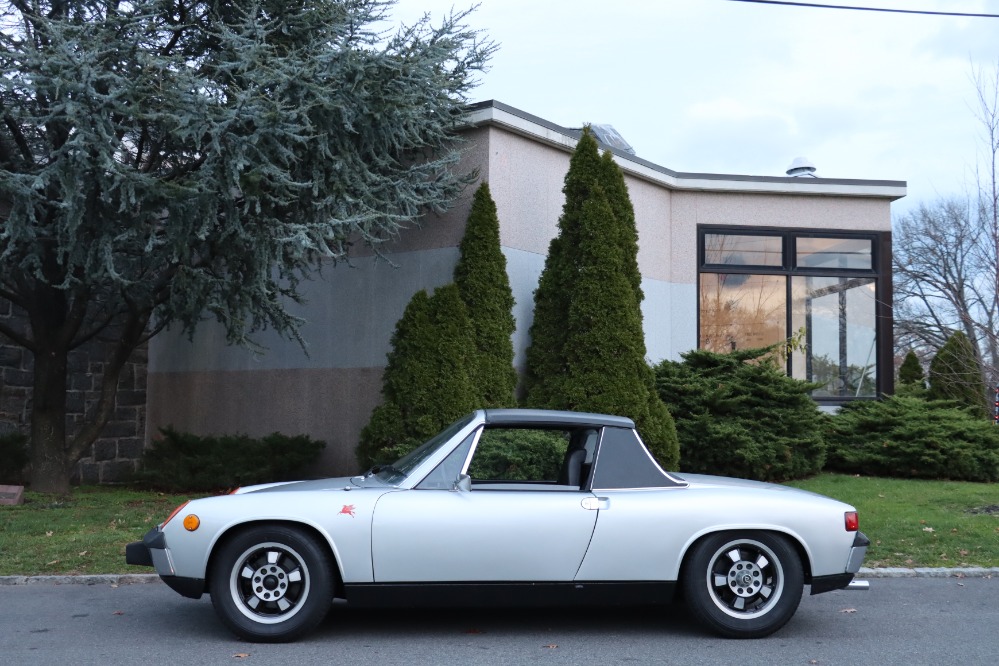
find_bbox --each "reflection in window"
[699,228,885,401]
[795,237,872,270]
[704,234,783,267]
[791,276,877,397]
[699,273,786,352]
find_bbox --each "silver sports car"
[126,409,869,642]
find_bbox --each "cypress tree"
[898,350,925,386]
[357,285,479,467]
[524,130,605,405]
[596,152,677,464]
[599,151,642,303]
[927,331,989,417]
[524,128,680,469]
[455,183,518,407]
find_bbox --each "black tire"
[209,525,335,642]
[681,531,803,639]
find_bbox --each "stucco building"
[146,101,905,477]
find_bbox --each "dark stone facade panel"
[94,440,117,462]
[115,390,145,408]
[1,304,149,486]
[2,369,33,388]
[0,348,23,368]
[78,462,100,485]
[117,438,145,460]
[66,390,86,413]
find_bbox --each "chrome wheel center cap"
[727,561,763,597]
[251,564,289,602]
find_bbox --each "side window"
[467,427,570,483]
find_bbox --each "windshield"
[372,413,478,485]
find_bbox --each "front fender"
[162,487,394,584]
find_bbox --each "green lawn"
[787,474,999,568]
[0,475,996,576]
[0,486,193,576]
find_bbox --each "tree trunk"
[29,347,71,494]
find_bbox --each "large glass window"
[795,237,872,270]
[699,273,786,352]
[791,276,877,397]
[704,233,783,267]
[698,228,889,402]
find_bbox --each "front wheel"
[209,525,334,642]
[682,531,803,638]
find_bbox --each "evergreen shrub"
[898,350,925,386]
[823,395,999,482]
[136,429,325,492]
[654,346,826,482]
[356,285,479,468]
[524,128,679,469]
[928,332,988,417]
[455,183,518,407]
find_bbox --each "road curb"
[856,566,999,578]
[1,568,996,586]
[0,573,162,586]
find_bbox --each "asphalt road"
[1,577,997,665]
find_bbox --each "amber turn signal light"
[183,514,201,531]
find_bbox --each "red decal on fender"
[339,504,356,517]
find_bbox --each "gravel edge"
[1,568,997,586]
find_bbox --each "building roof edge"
[462,100,907,200]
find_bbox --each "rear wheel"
[209,525,334,642]
[682,531,803,638]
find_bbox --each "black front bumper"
[125,527,205,599]
[125,539,153,567]
[125,527,166,567]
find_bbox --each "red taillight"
[845,511,859,532]
[161,501,190,528]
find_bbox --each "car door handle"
[581,497,610,510]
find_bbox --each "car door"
[370,425,599,582]
[370,488,598,582]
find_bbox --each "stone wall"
[0,301,147,485]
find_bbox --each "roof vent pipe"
[786,156,817,177]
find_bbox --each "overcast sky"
[386,0,999,214]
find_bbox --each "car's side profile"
[126,409,869,642]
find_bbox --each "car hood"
[236,477,359,494]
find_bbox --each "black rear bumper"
[811,531,871,595]
[810,573,856,595]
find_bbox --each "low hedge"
[655,346,826,482]
[823,395,999,482]
[135,428,325,492]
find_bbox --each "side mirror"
[452,474,471,493]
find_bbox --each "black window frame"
[697,225,893,404]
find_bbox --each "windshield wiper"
[366,464,404,479]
